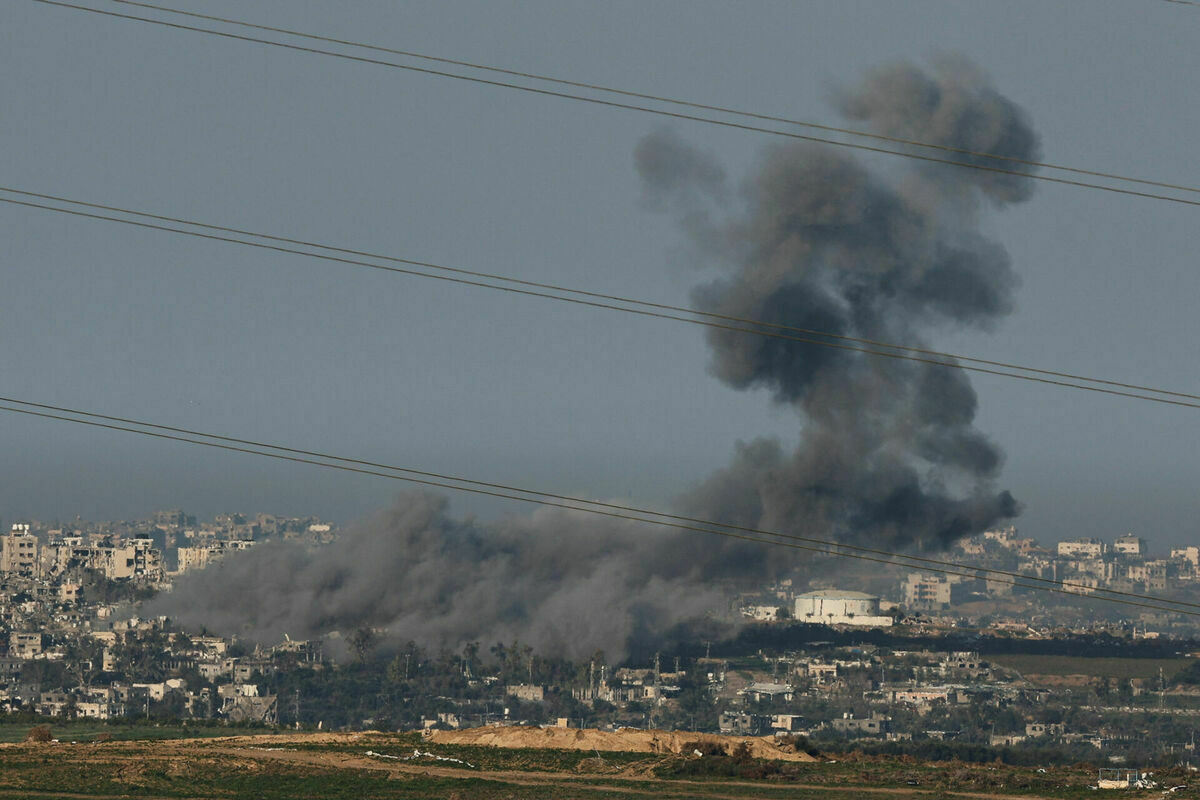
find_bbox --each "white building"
[1056,538,1107,559]
[740,682,795,702]
[794,589,893,627]
[1113,534,1147,557]
[983,526,1017,543]
[742,605,782,621]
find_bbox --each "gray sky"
[2,0,1198,550]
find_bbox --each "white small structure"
[742,605,781,621]
[794,590,893,627]
[1096,769,1155,790]
[1057,537,1106,559]
[740,682,795,702]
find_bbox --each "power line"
[25,191,1200,412]
[8,392,1200,613]
[102,0,1200,199]
[30,0,1200,211]
[3,395,1200,618]
[6,184,1200,404]
[4,186,1200,412]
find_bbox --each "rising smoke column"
[641,55,1037,556]
[153,57,1036,658]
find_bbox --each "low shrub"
[25,725,53,743]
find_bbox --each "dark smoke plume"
[644,55,1037,553]
[152,57,1034,659]
[833,54,1040,205]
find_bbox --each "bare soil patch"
[428,725,817,761]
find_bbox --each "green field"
[988,654,1194,680]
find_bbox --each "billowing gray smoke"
[154,493,726,661]
[642,55,1037,556]
[153,57,1034,658]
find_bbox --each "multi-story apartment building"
[903,574,973,609]
[0,525,38,576]
[176,540,254,574]
[1113,535,1148,557]
[1126,560,1170,590]
[1171,546,1200,570]
[1056,538,1107,559]
[983,527,1017,544]
[39,534,163,582]
[106,538,163,580]
[1066,558,1117,581]
[8,632,43,659]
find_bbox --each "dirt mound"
[428,726,817,762]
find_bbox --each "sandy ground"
[427,724,818,761]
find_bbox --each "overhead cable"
[3,395,1200,618]
[7,393,1200,612]
[98,0,1200,198]
[4,186,1200,411]
[29,0,1200,210]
